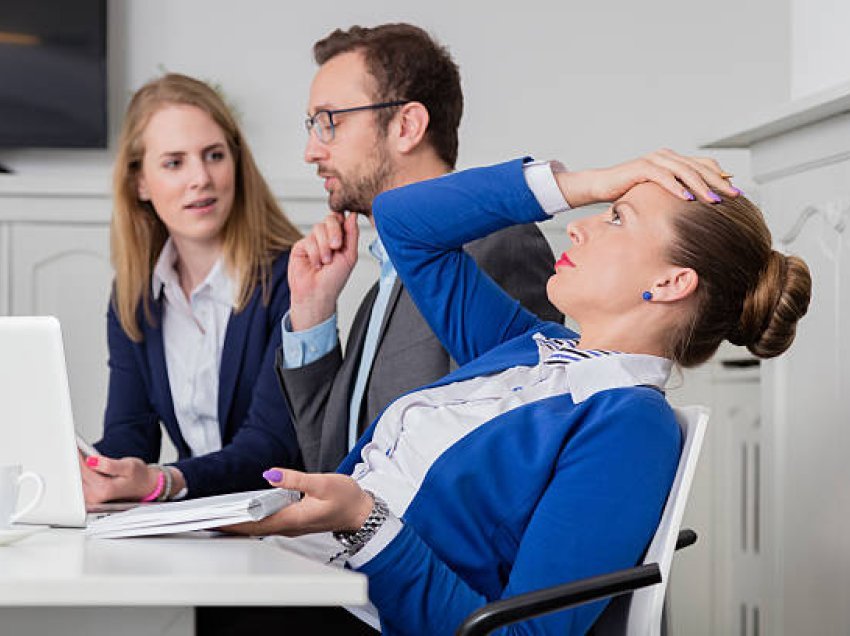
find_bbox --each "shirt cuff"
[346,513,403,568]
[523,160,571,216]
[170,486,188,500]
[280,311,338,368]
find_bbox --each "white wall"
[0,0,789,190]
[791,0,850,98]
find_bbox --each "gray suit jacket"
[278,223,562,472]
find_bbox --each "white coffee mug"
[0,464,45,528]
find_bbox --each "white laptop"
[0,316,87,527]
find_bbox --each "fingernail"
[683,190,695,201]
[263,469,283,483]
[708,191,722,203]
[86,456,99,468]
[732,186,744,196]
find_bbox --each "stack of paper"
[86,488,300,538]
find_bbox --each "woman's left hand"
[557,148,741,207]
[223,469,374,537]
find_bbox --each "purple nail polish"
[683,190,695,201]
[708,191,722,203]
[263,469,283,482]
[732,187,744,196]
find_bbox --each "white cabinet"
[0,179,116,446]
[707,82,850,635]
[667,353,763,636]
[9,223,112,443]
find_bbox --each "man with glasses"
[279,23,562,474]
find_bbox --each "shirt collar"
[151,238,179,300]
[369,237,397,281]
[532,333,672,403]
[151,238,236,306]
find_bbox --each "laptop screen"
[0,316,87,527]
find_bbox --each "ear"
[650,267,698,303]
[392,101,430,155]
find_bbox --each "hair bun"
[729,251,811,359]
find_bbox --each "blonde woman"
[81,74,302,504]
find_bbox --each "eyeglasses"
[304,100,408,143]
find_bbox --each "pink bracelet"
[141,469,165,502]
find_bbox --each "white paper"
[86,488,300,538]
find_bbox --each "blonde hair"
[111,73,301,341]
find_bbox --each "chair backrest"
[458,405,710,636]
[623,404,709,636]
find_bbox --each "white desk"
[0,528,368,636]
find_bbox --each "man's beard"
[327,144,394,215]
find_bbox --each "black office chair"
[457,405,709,636]
[456,529,697,636]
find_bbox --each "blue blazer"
[337,159,681,635]
[95,252,302,498]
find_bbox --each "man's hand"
[288,212,360,331]
[79,455,163,505]
[557,148,741,208]
[222,468,374,537]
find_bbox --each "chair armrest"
[455,563,662,636]
[675,528,697,551]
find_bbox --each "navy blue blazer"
[95,252,303,498]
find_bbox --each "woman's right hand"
[222,468,374,537]
[556,148,741,208]
[78,454,162,505]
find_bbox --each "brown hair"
[313,23,463,169]
[111,73,301,342]
[666,195,811,367]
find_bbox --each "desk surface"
[0,528,368,607]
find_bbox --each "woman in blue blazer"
[234,150,811,635]
[81,74,303,503]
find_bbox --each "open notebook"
[86,488,301,538]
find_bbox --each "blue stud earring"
[642,290,653,301]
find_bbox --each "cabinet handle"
[754,443,760,554]
[741,443,748,552]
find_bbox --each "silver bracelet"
[151,464,173,502]
[330,490,389,562]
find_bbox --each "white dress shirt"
[152,239,235,459]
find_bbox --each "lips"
[185,197,217,210]
[555,252,575,269]
[317,170,339,192]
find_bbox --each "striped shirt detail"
[533,333,617,365]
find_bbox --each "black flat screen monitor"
[0,0,107,148]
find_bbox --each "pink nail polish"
[86,456,99,468]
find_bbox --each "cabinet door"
[760,166,850,636]
[10,223,112,445]
[667,355,761,636]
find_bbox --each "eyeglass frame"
[304,100,409,143]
